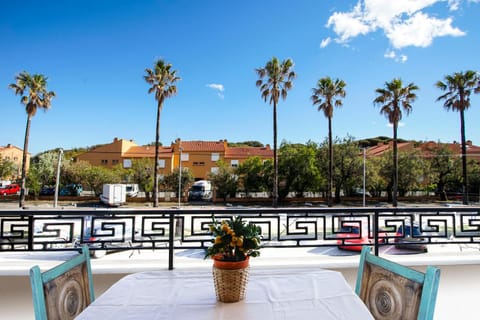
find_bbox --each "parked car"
[394,222,428,252]
[39,186,56,196]
[59,184,83,196]
[0,183,20,196]
[336,221,386,251]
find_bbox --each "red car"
[0,184,20,196]
[336,221,386,251]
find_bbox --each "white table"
[76,268,373,320]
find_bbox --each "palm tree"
[311,77,346,207]
[144,59,181,207]
[436,70,480,205]
[9,71,56,208]
[256,57,296,207]
[373,78,418,207]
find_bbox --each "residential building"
[0,144,29,180]
[366,140,480,162]
[74,138,274,181]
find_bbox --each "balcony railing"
[0,207,479,269]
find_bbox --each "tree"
[130,158,155,200]
[144,59,181,207]
[161,168,194,200]
[278,141,322,199]
[366,155,388,198]
[26,151,58,197]
[236,156,268,196]
[436,70,480,204]
[311,77,346,206]
[374,78,418,207]
[0,156,16,180]
[331,136,363,203]
[256,57,296,206]
[209,160,238,202]
[9,71,56,207]
[396,150,428,197]
[425,143,456,201]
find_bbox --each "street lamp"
[178,147,182,208]
[363,147,366,207]
[54,148,63,208]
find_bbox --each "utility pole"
[178,147,182,208]
[54,148,63,208]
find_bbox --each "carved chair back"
[30,246,95,320]
[356,246,440,320]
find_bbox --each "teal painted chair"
[356,246,440,320]
[30,246,95,320]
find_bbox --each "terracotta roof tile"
[123,146,172,158]
[178,141,226,152]
[225,147,273,158]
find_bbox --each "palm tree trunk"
[460,109,468,204]
[392,123,398,207]
[153,103,161,207]
[273,102,278,207]
[19,115,32,208]
[328,117,333,207]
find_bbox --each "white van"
[125,184,139,197]
[100,184,126,206]
[188,180,213,201]
[0,180,11,188]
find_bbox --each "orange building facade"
[0,144,29,180]
[75,138,273,181]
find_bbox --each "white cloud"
[206,83,224,92]
[384,50,408,63]
[206,83,225,99]
[387,13,465,49]
[325,0,467,53]
[448,0,461,10]
[320,37,332,48]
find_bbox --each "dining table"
[75,268,374,320]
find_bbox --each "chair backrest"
[30,246,95,320]
[356,246,440,320]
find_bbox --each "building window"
[112,159,119,165]
[193,161,205,166]
[181,153,189,161]
[158,159,165,168]
[123,159,132,168]
[101,160,108,164]
[231,160,239,168]
[211,167,219,174]
[211,153,220,161]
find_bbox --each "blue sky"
[1,0,479,155]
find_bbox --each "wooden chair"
[356,246,440,320]
[30,246,95,320]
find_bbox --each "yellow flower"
[236,237,243,247]
[222,224,229,232]
[214,236,222,244]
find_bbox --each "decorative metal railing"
[0,206,479,269]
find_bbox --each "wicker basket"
[212,260,250,303]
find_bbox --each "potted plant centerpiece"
[205,215,262,302]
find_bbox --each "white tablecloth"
[76,268,373,320]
